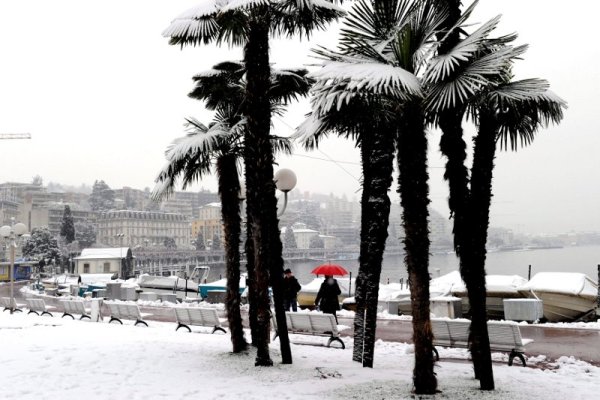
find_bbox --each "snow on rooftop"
[1,311,600,399]
[76,247,129,260]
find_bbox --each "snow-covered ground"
[1,312,600,399]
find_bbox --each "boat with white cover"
[517,272,598,322]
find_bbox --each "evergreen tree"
[195,231,206,251]
[89,180,115,211]
[75,221,96,248]
[60,205,75,243]
[212,234,221,250]
[22,227,60,262]
[163,237,177,249]
[284,226,297,249]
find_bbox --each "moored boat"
[517,272,598,322]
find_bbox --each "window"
[83,264,90,274]
[103,262,111,273]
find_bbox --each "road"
[5,281,600,365]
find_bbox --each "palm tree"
[298,1,451,391]
[467,77,565,374]
[153,117,248,353]
[153,60,308,356]
[163,0,344,366]
[424,9,545,388]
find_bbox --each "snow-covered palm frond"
[162,1,226,46]
[425,44,528,111]
[425,15,501,83]
[470,79,566,151]
[271,0,346,38]
[294,113,331,149]
[166,119,230,162]
[269,68,314,104]
[311,61,421,101]
[426,73,488,111]
[151,171,176,201]
[340,0,415,49]
[220,0,270,12]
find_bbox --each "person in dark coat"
[282,268,302,312]
[314,275,341,322]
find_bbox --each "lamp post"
[0,221,29,314]
[274,168,297,217]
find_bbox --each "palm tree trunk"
[245,213,260,345]
[466,111,498,390]
[352,137,372,363]
[397,103,436,394]
[361,127,394,368]
[244,11,292,365]
[435,1,495,388]
[217,154,248,353]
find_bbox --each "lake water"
[207,245,600,285]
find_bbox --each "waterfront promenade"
[5,281,600,366]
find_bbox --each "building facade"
[191,203,223,246]
[97,210,190,248]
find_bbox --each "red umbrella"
[311,263,348,276]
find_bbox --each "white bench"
[431,318,533,366]
[173,307,226,334]
[105,302,150,327]
[25,298,54,317]
[0,297,24,313]
[60,299,92,320]
[272,312,345,349]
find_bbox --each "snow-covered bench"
[431,318,533,366]
[0,297,24,312]
[60,299,91,320]
[173,307,226,334]
[272,312,345,349]
[105,302,150,327]
[25,298,54,317]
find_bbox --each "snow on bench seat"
[105,302,150,327]
[431,318,533,366]
[60,299,91,320]
[25,298,54,317]
[0,297,24,313]
[272,311,345,349]
[173,307,226,334]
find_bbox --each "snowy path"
[1,312,600,400]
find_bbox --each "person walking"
[282,268,302,312]
[314,275,341,322]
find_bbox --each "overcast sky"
[0,0,597,235]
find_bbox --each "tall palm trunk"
[244,11,292,365]
[352,137,372,363]
[217,154,248,353]
[466,110,498,389]
[245,213,260,345]
[436,0,495,389]
[360,127,394,368]
[397,103,436,394]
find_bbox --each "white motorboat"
[451,274,528,319]
[138,266,210,293]
[518,272,599,322]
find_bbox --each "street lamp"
[0,221,29,314]
[274,168,297,217]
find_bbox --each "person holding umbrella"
[314,275,342,323]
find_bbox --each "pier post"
[528,264,532,280]
[597,264,600,309]
[348,271,352,297]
